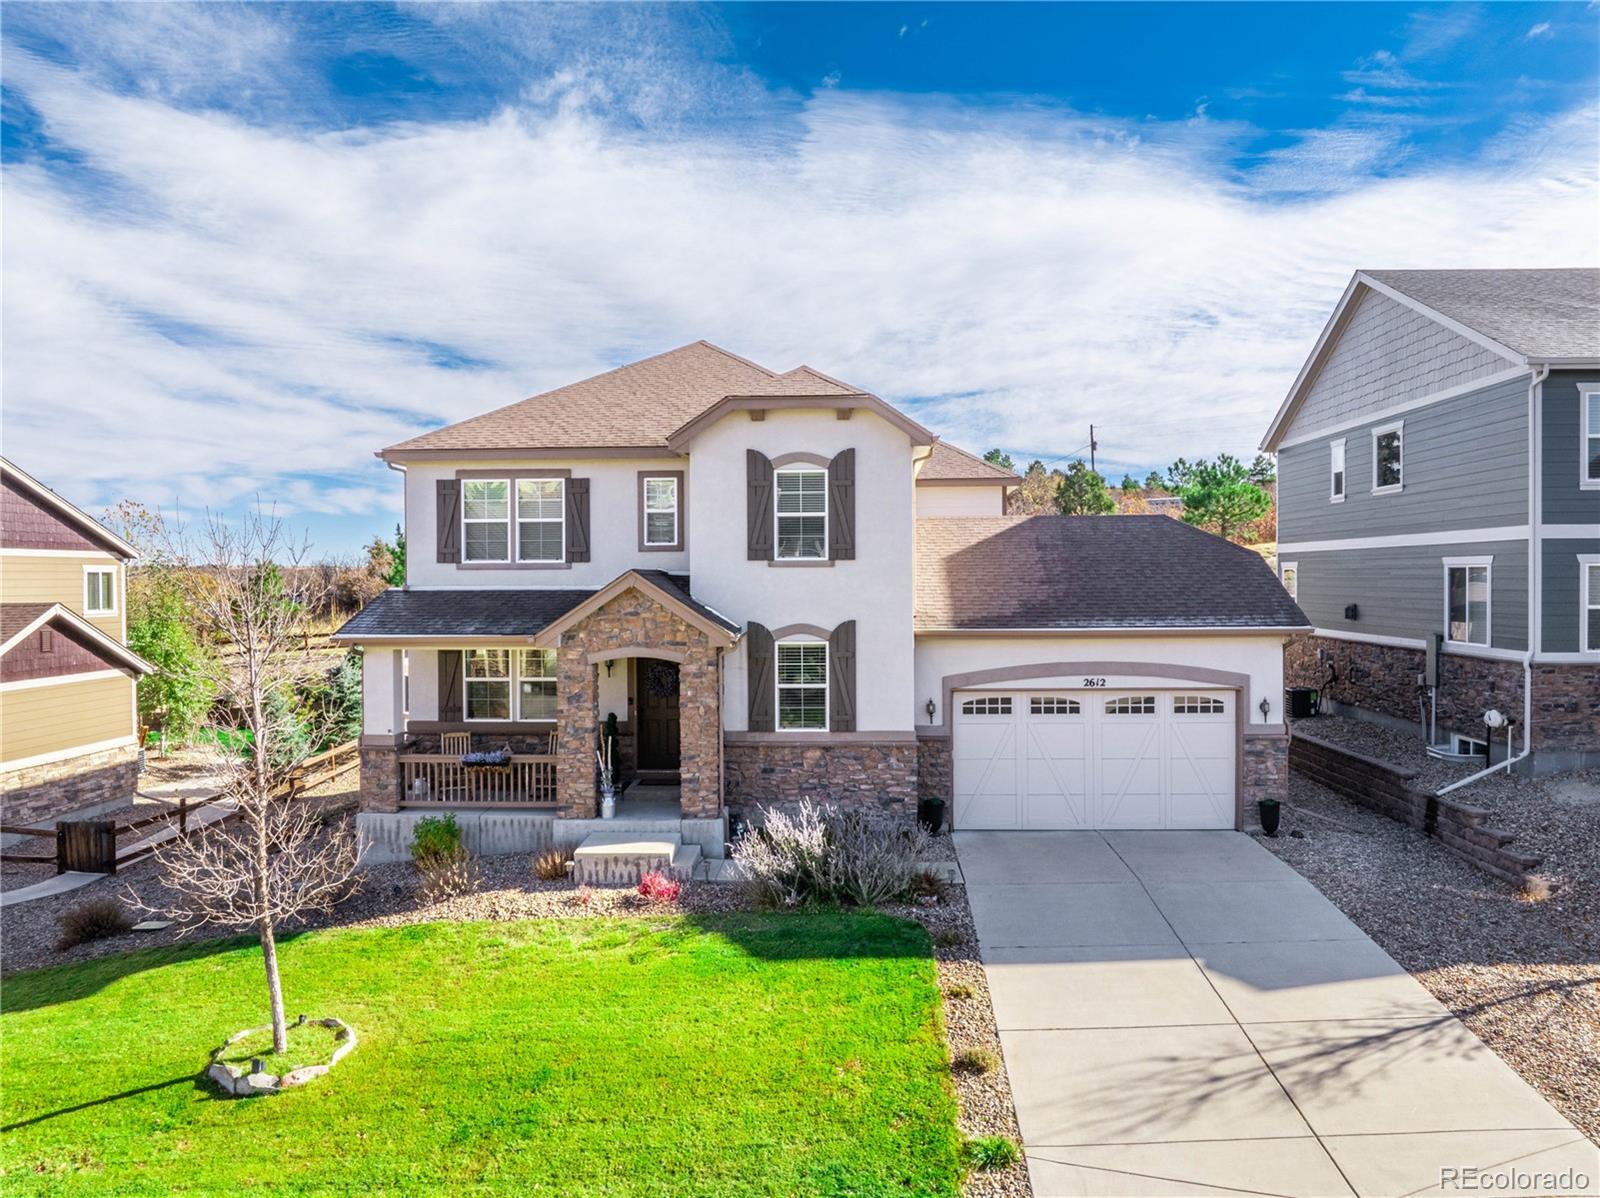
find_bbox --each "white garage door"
[952,690,1236,830]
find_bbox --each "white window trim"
[515,478,566,564]
[1442,556,1493,648]
[1329,438,1346,502]
[1371,420,1404,494]
[83,565,117,616]
[1580,554,1600,655]
[461,478,512,564]
[773,466,828,561]
[774,636,829,731]
[1580,382,1600,490]
[642,476,679,547]
[1280,560,1299,601]
[460,648,561,722]
[515,648,559,721]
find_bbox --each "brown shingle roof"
[729,367,863,398]
[920,442,1019,483]
[915,516,1308,631]
[1363,268,1600,360]
[0,603,53,641]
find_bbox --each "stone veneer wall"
[1286,635,1524,744]
[555,589,722,819]
[1240,732,1288,830]
[724,739,918,821]
[359,743,402,814]
[916,733,952,805]
[1530,663,1600,756]
[0,743,140,827]
[1289,728,1544,888]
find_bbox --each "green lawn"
[1,913,961,1196]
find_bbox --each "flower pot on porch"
[600,788,617,820]
[917,798,946,836]
[1257,798,1281,837]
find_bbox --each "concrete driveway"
[956,830,1598,1198]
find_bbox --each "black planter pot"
[1257,798,1281,837]
[917,798,947,836]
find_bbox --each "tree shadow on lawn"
[1,1074,214,1133]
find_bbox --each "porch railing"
[398,754,558,807]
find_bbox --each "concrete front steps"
[573,831,701,884]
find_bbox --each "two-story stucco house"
[337,342,1307,861]
[1264,269,1600,772]
[1,458,154,827]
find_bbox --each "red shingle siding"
[2,620,125,683]
[1,477,103,551]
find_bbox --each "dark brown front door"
[637,659,681,771]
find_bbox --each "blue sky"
[3,2,1596,556]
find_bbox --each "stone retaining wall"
[0,743,140,827]
[724,739,918,821]
[1289,727,1544,889]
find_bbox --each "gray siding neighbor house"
[1262,268,1599,772]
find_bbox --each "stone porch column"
[358,648,407,814]
[556,648,599,818]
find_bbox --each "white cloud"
[1,34,1596,549]
[1526,21,1554,39]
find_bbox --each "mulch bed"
[1267,722,1600,1143]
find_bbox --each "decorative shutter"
[747,450,774,561]
[828,449,855,561]
[746,622,775,732]
[565,478,591,563]
[436,480,461,563]
[828,620,857,732]
[439,651,464,720]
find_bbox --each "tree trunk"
[260,919,288,1055]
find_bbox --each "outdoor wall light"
[604,659,615,677]
[1258,697,1271,723]
[925,698,936,722]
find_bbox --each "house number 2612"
[1081,677,1107,687]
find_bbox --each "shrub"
[963,1135,1020,1172]
[909,869,947,903]
[951,1046,1001,1075]
[571,884,595,907]
[637,871,681,904]
[411,814,462,867]
[731,799,931,909]
[56,899,133,951]
[417,846,480,903]
[533,846,575,881]
[945,982,975,1000]
[933,928,966,948]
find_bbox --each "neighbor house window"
[1444,559,1491,647]
[1372,422,1403,493]
[464,649,512,720]
[462,479,511,562]
[1582,557,1600,652]
[642,476,679,546]
[1280,562,1298,601]
[517,649,558,720]
[1329,439,1345,501]
[774,468,827,559]
[1583,385,1600,488]
[516,479,565,562]
[775,640,828,729]
[84,566,116,615]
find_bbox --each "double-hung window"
[1372,422,1403,493]
[1581,557,1600,653]
[775,640,828,730]
[642,477,679,547]
[517,649,558,720]
[464,649,512,720]
[1329,439,1345,501]
[774,468,827,560]
[516,479,564,562]
[1582,385,1600,489]
[1444,558,1491,647]
[462,480,510,562]
[84,566,116,615]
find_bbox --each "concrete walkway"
[957,830,1598,1197]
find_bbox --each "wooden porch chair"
[441,731,472,756]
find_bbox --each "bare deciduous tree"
[136,507,359,1053]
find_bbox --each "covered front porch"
[345,571,740,853]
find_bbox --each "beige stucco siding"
[915,485,1007,517]
[0,554,124,639]
[0,673,135,767]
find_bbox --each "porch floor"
[617,782,682,820]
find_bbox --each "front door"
[637,659,681,771]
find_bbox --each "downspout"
[1437,362,1548,797]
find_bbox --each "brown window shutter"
[828,620,857,732]
[746,622,775,731]
[436,479,461,563]
[828,448,855,561]
[565,478,591,563]
[747,450,774,561]
[439,650,463,720]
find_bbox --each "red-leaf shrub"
[637,871,681,903]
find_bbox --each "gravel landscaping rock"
[1266,735,1600,1144]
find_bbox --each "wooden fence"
[399,754,558,808]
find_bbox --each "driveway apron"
[957,830,1598,1197]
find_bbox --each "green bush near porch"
[1,914,962,1196]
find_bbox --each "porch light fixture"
[1258,697,1271,723]
[925,698,936,722]
[604,659,615,677]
